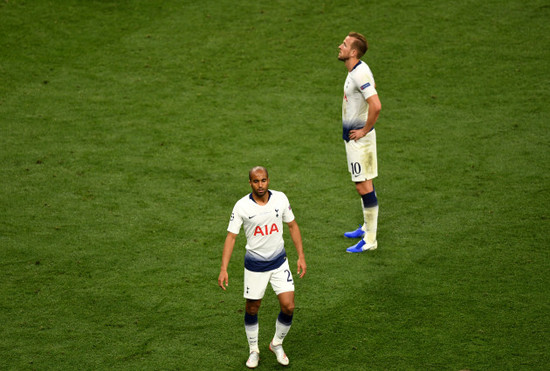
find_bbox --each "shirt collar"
[249,190,272,204]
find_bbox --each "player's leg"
[345,131,378,253]
[243,269,270,367]
[269,261,295,365]
[244,298,262,351]
[244,299,261,368]
[357,178,378,246]
[274,291,294,344]
[347,179,378,252]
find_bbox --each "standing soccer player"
[218,166,306,368]
[338,32,382,253]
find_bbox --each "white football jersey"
[227,190,295,272]
[342,60,377,141]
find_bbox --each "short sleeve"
[227,203,243,234]
[281,194,295,223]
[353,69,377,100]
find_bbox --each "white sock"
[245,322,259,353]
[272,312,292,346]
[362,205,378,244]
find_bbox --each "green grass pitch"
[1,0,548,369]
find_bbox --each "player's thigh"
[244,268,271,300]
[270,260,295,296]
[345,130,377,182]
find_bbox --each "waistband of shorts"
[343,126,375,142]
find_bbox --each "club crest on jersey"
[254,223,279,236]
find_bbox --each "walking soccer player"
[218,166,307,368]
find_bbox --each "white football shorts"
[345,128,378,182]
[243,259,294,300]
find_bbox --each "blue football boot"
[346,239,377,253]
[344,225,365,238]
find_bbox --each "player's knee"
[355,180,373,194]
[281,302,295,315]
[245,299,261,315]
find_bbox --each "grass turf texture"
[1,0,548,369]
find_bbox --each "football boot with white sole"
[346,239,377,253]
[269,341,289,366]
[246,351,259,368]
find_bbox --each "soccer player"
[338,32,382,253]
[218,166,307,368]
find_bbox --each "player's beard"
[255,189,265,196]
[254,188,267,199]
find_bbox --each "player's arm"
[350,94,381,140]
[218,232,238,290]
[363,94,381,133]
[287,220,306,278]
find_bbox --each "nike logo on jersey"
[248,215,256,219]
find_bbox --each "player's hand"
[297,258,307,278]
[218,270,229,290]
[349,128,367,141]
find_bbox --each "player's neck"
[346,57,360,72]
[252,192,269,205]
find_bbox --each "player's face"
[249,170,269,198]
[338,36,355,61]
